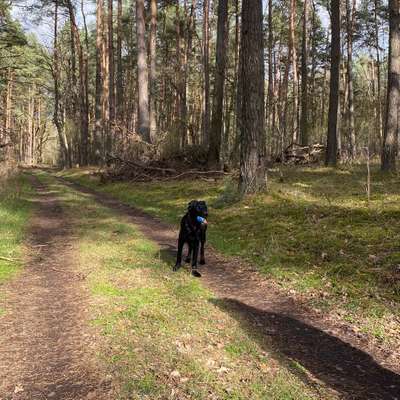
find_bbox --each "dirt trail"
[58,176,400,400]
[0,176,110,400]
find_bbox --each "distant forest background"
[0,0,398,191]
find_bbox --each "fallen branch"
[0,256,21,263]
[163,169,228,181]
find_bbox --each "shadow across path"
[213,298,400,400]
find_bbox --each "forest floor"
[0,167,399,399]
[60,165,400,347]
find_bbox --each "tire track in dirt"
[0,176,111,400]
[57,175,400,400]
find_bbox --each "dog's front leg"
[191,241,199,270]
[191,241,202,277]
[174,235,185,271]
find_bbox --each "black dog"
[174,200,208,276]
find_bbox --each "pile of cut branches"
[100,155,228,183]
[276,143,325,164]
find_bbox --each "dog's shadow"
[157,243,178,265]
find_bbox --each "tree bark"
[381,0,400,171]
[208,0,228,167]
[136,0,151,142]
[325,0,340,166]
[238,0,266,195]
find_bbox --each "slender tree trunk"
[149,0,157,141]
[326,0,340,166]
[175,1,186,148]
[4,69,13,144]
[28,89,33,165]
[238,0,266,195]
[67,0,88,166]
[374,0,383,149]
[310,0,317,139]
[381,0,400,171]
[346,0,356,159]
[53,0,71,168]
[108,0,116,151]
[136,0,151,142]
[184,0,196,146]
[116,0,124,122]
[208,0,228,167]
[95,0,105,161]
[81,0,90,164]
[102,3,110,146]
[300,0,309,146]
[202,0,210,146]
[232,0,241,164]
[290,0,299,143]
[267,0,274,153]
[283,0,297,144]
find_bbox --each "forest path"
[55,174,400,400]
[0,175,111,400]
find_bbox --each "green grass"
[37,171,333,400]
[0,173,34,285]
[58,165,400,343]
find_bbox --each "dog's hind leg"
[174,235,185,271]
[185,243,192,263]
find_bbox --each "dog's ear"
[187,200,197,211]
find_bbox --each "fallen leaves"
[14,384,24,394]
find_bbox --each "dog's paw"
[199,259,206,265]
[191,269,202,278]
[185,257,191,263]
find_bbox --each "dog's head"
[188,200,208,218]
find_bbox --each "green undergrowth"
[38,171,333,400]
[0,172,34,287]
[58,165,400,344]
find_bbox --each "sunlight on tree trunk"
[238,0,267,195]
